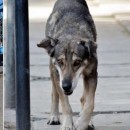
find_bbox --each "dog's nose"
[62,80,72,92]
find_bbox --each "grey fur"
[46,0,97,41]
[37,0,98,129]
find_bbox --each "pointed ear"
[37,37,58,57]
[79,39,97,59]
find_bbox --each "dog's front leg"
[75,76,97,130]
[57,87,75,130]
[47,62,60,125]
[47,84,60,125]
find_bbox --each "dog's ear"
[79,39,97,59]
[37,37,58,57]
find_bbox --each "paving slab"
[115,14,130,33]
[5,109,130,130]
[30,77,130,114]
[31,113,130,130]
[85,0,130,17]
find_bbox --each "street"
[4,0,130,130]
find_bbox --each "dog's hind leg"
[80,77,89,109]
[80,90,87,109]
[47,62,60,125]
[76,75,97,130]
[80,76,94,130]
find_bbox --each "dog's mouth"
[64,91,73,96]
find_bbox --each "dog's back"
[38,1,98,129]
[46,0,96,42]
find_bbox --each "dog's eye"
[73,60,82,67]
[57,60,64,66]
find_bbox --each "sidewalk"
[4,0,130,130]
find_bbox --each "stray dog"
[37,0,98,130]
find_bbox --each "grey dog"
[37,0,98,129]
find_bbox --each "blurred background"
[4,0,130,130]
[0,0,3,129]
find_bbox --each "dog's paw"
[75,117,93,130]
[47,115,60,125]
[60,125,75,130]
[87,125,94,130]
[61,115,75,130]
[68,125,94,130]
[75,125,94,130]
[87,120,94,130]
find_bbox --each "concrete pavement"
[4,0,130,130]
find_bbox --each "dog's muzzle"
[62,80,73,96]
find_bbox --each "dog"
[37,0,98,130]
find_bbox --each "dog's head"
[37,37,97,95]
